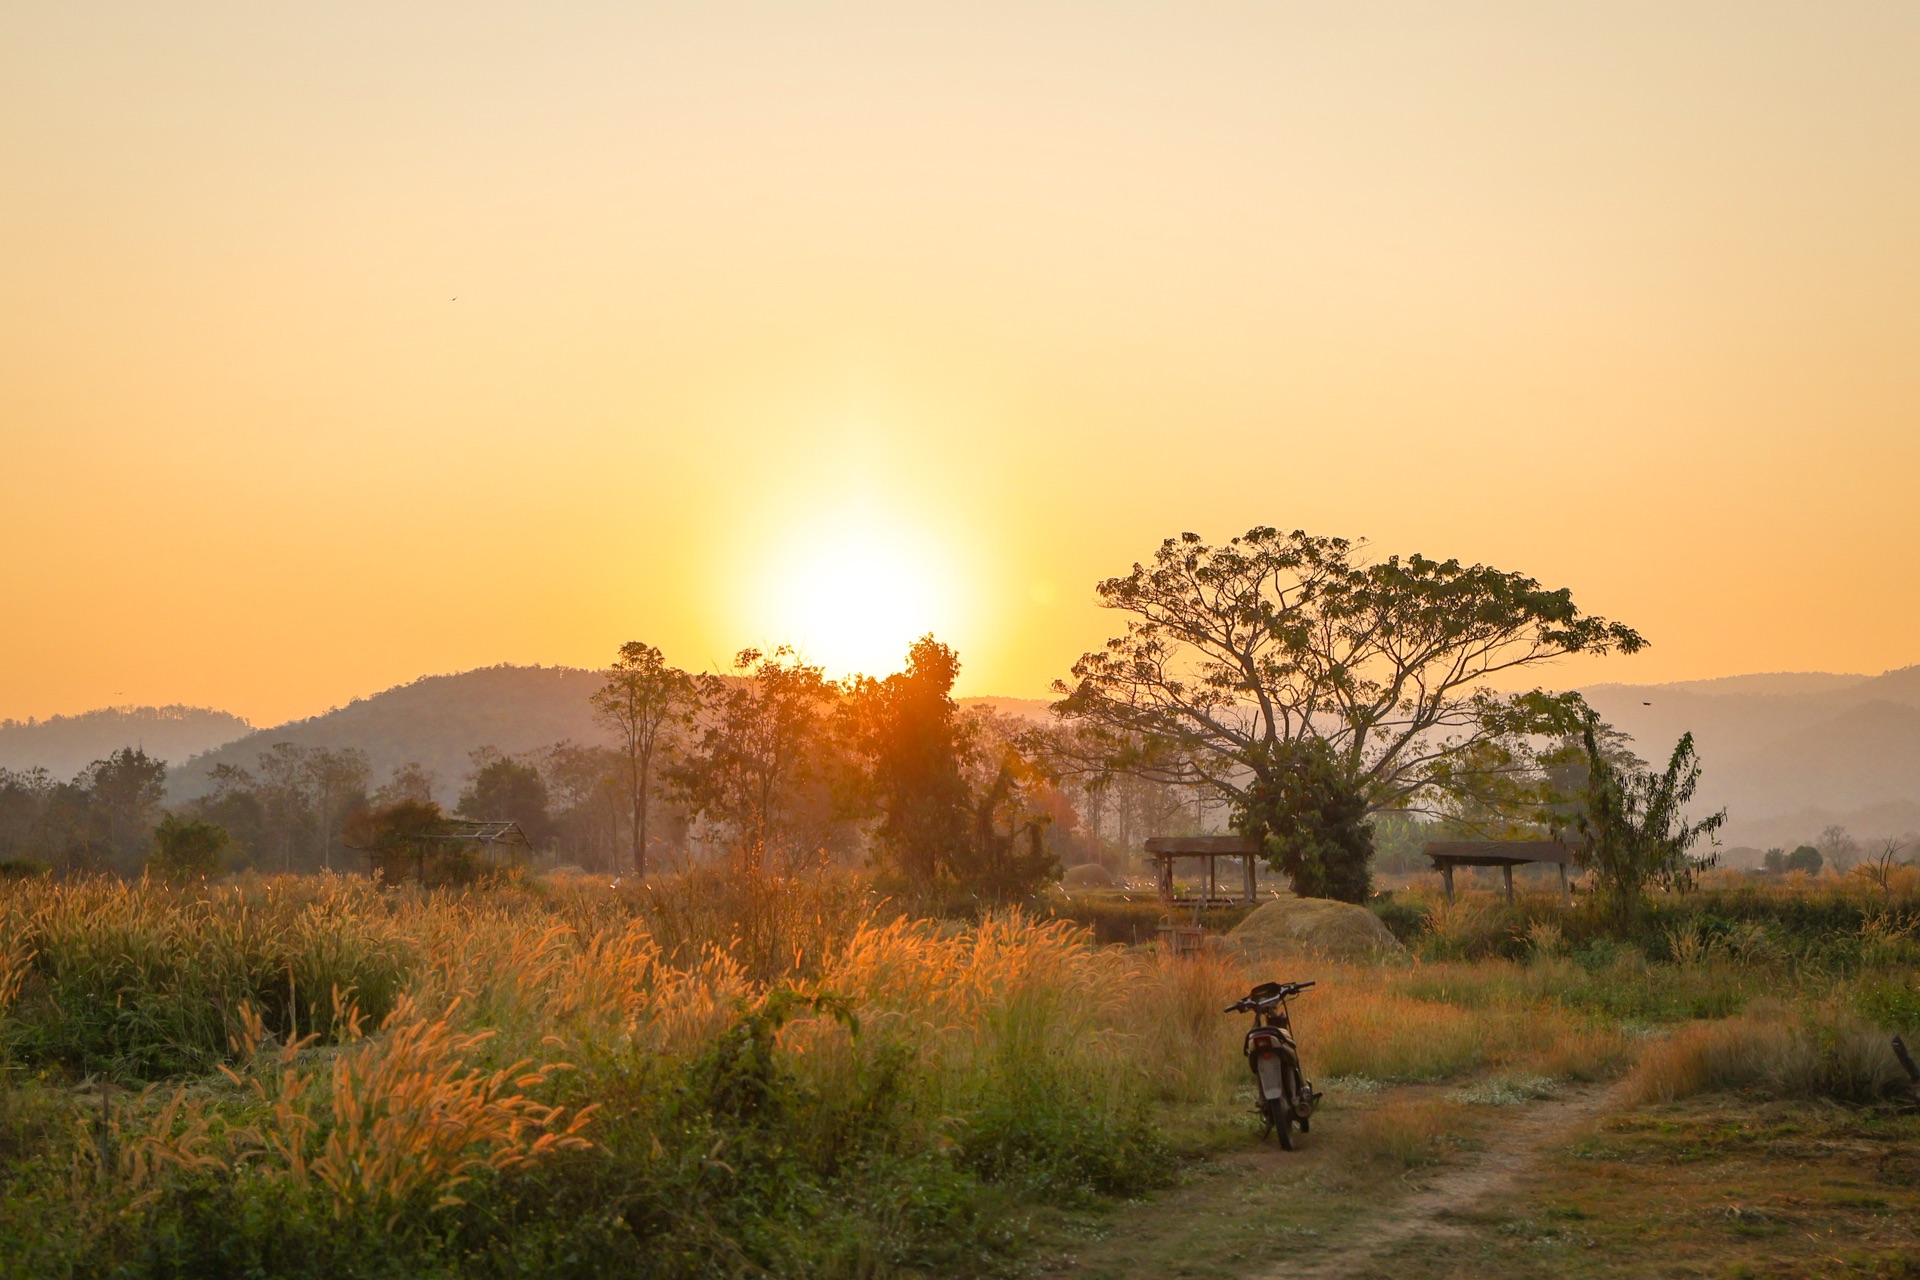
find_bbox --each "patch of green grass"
[1858,979,1920,1034]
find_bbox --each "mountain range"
[7,664,1918,851]
[1579,666,1920,847]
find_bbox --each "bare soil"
[1029,1086,1920,1280]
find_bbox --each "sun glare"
[758,515,954,680]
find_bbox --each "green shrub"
[1858,980,1920,1035]
[1368,892,1430,945]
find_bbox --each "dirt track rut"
[1255,1085,1615,1280]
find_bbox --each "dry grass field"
[0,866,1916,1277]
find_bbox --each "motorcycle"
[1226,980,1320,1149]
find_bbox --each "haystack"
[1061,862,1119,889]
[1222,894,1404,962]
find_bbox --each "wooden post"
[1442,861,1455,902]
[1502,864,1515,903]
[1558,861,1570,904]
[1207,855,1216,905]
[1244,853,1256,903]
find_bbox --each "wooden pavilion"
[1422,839,1578,902]
[1144,835,1264,906]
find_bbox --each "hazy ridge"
[0,706,253,778]
[165,666,608,806]
[11,665,1920,848]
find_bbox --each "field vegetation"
[1,863,1914,1277]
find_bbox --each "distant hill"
[168,666,609,806]
[1640,672,1871,698]
[157,679,1053,807]
[0,706,253,779]
[1579,665,1920,845]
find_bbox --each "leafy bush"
[1858,979,1920,1035]
[1367,892,1430,945]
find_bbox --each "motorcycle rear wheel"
[1267,1098,1294,1150]
[1280,1061,1309,1147]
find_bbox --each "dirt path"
[1043,1084,1617,1280]
[1258,1085,1616,1280]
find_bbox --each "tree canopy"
[672,647,844,863]
[147,813,230,883]
[456,750,554,847]
[842,636,1060,903]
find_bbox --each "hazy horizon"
[8,658,1918,734]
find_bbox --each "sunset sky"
[4,2,1917,727]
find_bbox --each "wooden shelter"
[1144,835,1263,906]
[364,820,533,884]
[1423,839,1577,903]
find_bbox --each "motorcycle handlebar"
[1223,980,1316,1012]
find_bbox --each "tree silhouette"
[591,642,695,877]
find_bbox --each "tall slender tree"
[591,641,696,877]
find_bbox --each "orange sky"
[3,3,1917,726]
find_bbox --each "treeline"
[0,639,1203,900]
[0,741,633,880]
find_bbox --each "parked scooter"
[1226,980,1320,1149]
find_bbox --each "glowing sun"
[758,513,955,679]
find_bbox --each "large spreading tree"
[1053,527,1646,901]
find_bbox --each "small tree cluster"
[841,637,1061,903]
[0,747,167,875]
[188,744,370,873]
[1763,844,1824,875]
[342,797,476,885]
